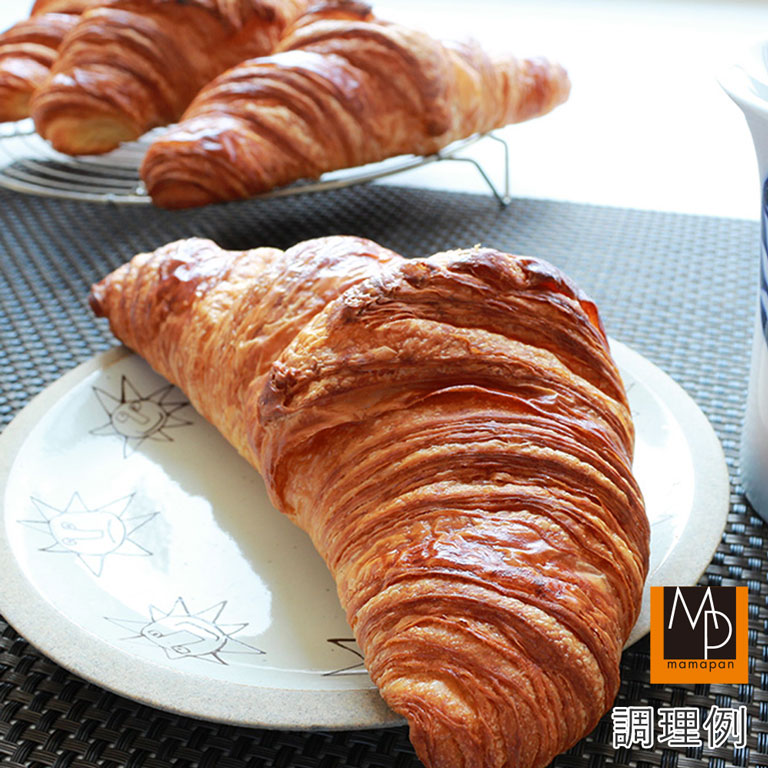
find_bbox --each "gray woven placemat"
[0,184,762,768]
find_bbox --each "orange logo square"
[650,586,748,684]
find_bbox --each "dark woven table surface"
[0,183,763,768]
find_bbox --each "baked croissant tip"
[88,281,106,316]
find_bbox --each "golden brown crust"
[30,0,309,155]
[0,9,84,122]
[90,235,402,461]
[31,1,98,12]
[141,13,570,207]
[90,236,647,768]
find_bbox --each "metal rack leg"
[436,132,512,208]
[487,132,511,204]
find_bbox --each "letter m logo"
[663,587,736,660]
[650,586,748,684]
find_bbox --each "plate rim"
[611,338,730,647]
[0,340,730,727]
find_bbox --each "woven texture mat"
[0,184,762,768]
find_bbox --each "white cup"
[720,43,768,517]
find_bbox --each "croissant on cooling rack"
[30,0,310,155]
[0,1,99,122]
[141,3,570,208]
[90,234,648,768]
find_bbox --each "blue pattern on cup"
[762,178,768,343]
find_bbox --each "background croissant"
[30,0,309,155]
[0,0,97,122]
[141,4,570,208]
[90,235,648,768]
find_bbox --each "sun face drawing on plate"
[325,638,367,676]
[106,598,265,664]
[91,375,192,457]
[19,493,158,576]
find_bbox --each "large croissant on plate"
[30,0,309,155]
[141,4,570,208]
[89,235,648,768]
[0,0,98,122]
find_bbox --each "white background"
[1,0,765,220]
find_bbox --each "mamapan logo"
[650,586,748,684]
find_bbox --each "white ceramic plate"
[0,340,729,729]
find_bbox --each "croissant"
[30,0,309,155]
[140,5,570,208]
[89,235,648,768]
[0,1,96,122]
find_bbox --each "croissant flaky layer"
[90,236,648,768]
[0,4,88,122]
[30,0,309,155]
[141,6,570,207]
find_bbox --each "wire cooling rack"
[0,120,511,206]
